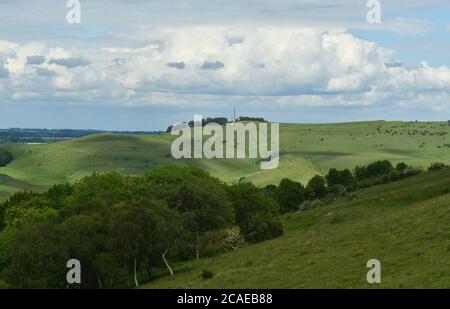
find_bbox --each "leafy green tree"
[144,166,235,259]
[66,172,134,208]
[244,212,283,243]
[2,222,65,288]
[428,162,448,171]
[305,175,327,200]
[227,181,282,242]
[366,160,394,178]
[262,184,277,198]
[45,183,73,210]
[325,168,354,188]
[275,178,305,213]
[354,165,368,181]
[177,177,234,259]
[142,165,212,206]
[56,211,109,288]
[395,162,408,173]
[1,191,40,230]
[109,203,146,288]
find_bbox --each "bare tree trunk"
[162,249,174,276]
[134,258,139,288]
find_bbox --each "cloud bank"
[0,26,450,112]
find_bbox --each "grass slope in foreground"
[143,169,450,288]
[1,121,450,201]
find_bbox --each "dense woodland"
[0,160,445,288]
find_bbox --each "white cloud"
[0,26,449,112]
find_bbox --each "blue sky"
[0,0,449,130]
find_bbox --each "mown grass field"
[1,121,450,201]
[142,169,450,288]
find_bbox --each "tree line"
[263,160,431,213]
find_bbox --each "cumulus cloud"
[0,26,449,112]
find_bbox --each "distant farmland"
[1,121,450,201]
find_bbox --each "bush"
[306,175,326,200]
[0,149,13,167]
[201,227,244,257]
[366,160,394,178]
[275,178,305,213]
[325,168,354,188]
[245,212,284,243]
[395,162,408,173]
[0,279,9,289]
[228,181,282,241]
[428,162,448,171]
[201,230,229,257]
[355,160,394,181]
[327,184,346,197]
[201,269,214,280]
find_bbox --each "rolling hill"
[1,120,450,202]
[142,169,450,288]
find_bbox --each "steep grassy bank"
[143,169,450,288]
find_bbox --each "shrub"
[306,175,327,200]
[395,162,408,173]
[201,230,229,257]
[327,184,346,197]
[228,181,282,241]
[325,168,354,188]
[221,226,245,251]
[245,212,284,243]
[0,149,13,167]
[201,269,214,280]
[366,160,394,178]
[275,178,305,213]
[201,227,245,257]
[428,162,448,171]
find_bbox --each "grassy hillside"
[142,169,450,288]
[1,121,450,201]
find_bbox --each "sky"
[0,0,450,130]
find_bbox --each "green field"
[1,121,450,201]
[142,169,450,288]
